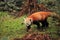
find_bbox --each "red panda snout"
[24,18,33,26]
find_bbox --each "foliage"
[0,0,23,11]
[0,0,60,13]
[38,0,60,14]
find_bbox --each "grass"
[0,12,60,40]
[0,12,27,40]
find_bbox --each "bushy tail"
[51,12,60,20]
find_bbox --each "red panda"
[24,11,59,31]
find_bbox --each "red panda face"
[24,18,33,27]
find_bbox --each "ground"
[0,12,60,40]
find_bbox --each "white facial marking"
[24,18,32,26]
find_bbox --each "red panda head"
[24,17,33,27]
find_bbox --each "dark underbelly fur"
[27,19,49,31]
[33,20,49,29]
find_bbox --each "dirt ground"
[13,32,52,40]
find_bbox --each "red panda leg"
[42,21,49,31]
[27,25,31,32]
[45,21,49,27]
[36,22,40,29]
[41,19,49,29]
[45,19,49,28]
[33,21,40,29]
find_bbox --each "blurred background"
[0,0,60,40]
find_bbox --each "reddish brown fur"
[28,11,51,21]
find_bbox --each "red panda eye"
[30,19,31,21]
